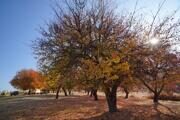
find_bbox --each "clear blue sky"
[0,0,54,91]
[0,0,179,91]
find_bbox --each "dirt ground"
[0,93,179,120]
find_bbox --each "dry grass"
[0,93,179,120]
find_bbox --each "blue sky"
[0,0,53,91]
[0,0,179,91]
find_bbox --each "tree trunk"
[92,89,98,101]
[62,87,68,96]
[105,86,118,113]
[153,92,159,103]
[87,90,90,95]
[124,87,129,99]
[56,85,61,99]
[28,89,31,95]
[90,89,93,97]
[68,89,71,95]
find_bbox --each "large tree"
[33,0,180,112]
[34,0,138,112]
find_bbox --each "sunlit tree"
[33,0,180,112]
[132,1,180,103]
[10,69,46,94]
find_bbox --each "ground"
[0,93,180,120]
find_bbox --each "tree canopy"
[33,0,180,112]
[10,69,46,91]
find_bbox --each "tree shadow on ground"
[1,95,179,120]
[83,103,180,120]
[0,95,106,120]
[152,103,179,120]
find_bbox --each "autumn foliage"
[10,69,46,91]
[33,0,180,113]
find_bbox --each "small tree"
[44,67,70,99]
[120,76,135,99]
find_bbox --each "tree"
[132,1,180,103]
[98,53,131,112]
[75,61,100,101]
[120,76,135,99]
[33,0,136,112]
[44,66,71,99]
[33,0,180,112]
[10,69,46,93]
[135,50,179,103]
[44,68,59,92]
[164,80,180,96]
[43,67,61,99]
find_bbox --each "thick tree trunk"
[124,88,129,99]
[62,87,68,96]
[105,86,118,113]
[56,85,61,99]
[153,92,159,103]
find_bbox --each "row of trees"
[10,68,75,96]
[9,67,179,98]
[32,0,179,112]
